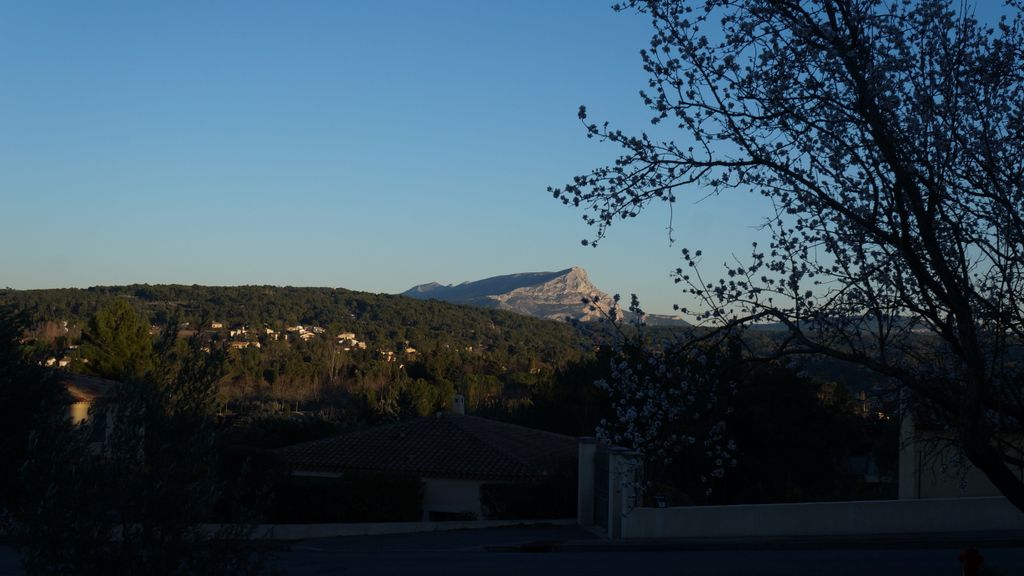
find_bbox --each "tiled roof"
[276,414,578,481]
[62,373,118,403]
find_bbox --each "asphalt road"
[274,525,1024,576]
[2,525,1021,575]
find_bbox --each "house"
[62,374,117,425]
[276,405,577,521]
[898,406,1023,499]
[336,332,367,350]
[229,341,261,350]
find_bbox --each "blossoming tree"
[553,0,1024,510]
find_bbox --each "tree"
[80,299,155,381]
[0,310,66,517]
[586,298,866,503]
[552,0,1024,509]
[18,326,271,575]
[593,321,741,501]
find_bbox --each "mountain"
[643,313,691,327]
[402,267,620,322]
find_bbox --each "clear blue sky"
[0,1,804,314]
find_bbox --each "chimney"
[451,394,465,415]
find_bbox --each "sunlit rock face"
[402,266,616,322]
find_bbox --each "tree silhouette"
[19,328,272,575]
[552,0,1024,509]
[0,310,65,517]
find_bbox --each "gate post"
[608,448,644,538]
[577,437,597,526]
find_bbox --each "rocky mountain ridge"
[402,267,617,322]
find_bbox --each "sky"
[4,0,965,316]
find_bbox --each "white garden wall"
[621,496,1024,539]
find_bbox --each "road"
[274,525,1024,576]
[2,525,1021,575]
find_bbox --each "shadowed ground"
[2,525,1022,575]
[275,525,1024,576]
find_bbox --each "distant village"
[41,319,429,370]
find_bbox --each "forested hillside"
[0,285,600,429]
[1,285,579,357]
